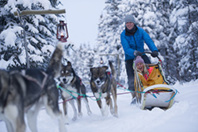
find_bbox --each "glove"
[134,50,142,56]
[151,51,158,57]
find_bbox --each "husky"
[0,43,66,132]
[58,61,91,122]
[90,61,118,117]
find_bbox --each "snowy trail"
[0,81,198,132]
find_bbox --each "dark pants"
[125,55,151,92]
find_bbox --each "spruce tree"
[170,0,198,82]
[97,0,123,82]
[0,0,65,69]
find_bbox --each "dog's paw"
[72,116,77,121]
[64,115,69,124]
[101,107,109,117]
[100,108,105,116]
[65,122,69,125]
[87,111,92,116]
[78,112,83,118]
[113,113,118,118]
[110,108,114,115]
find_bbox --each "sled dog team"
[0,43,118,132]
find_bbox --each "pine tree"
[97,0,123,82]
[170,0,198,82]
[0,0,65,69]
[149,0,177,83]
[67,43,95,91]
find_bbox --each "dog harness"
[107,72,112,78]
[21,70,48,89]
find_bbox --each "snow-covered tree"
[97,0,124,82]
[169,0,198,82]
[75,44,95,90]
[0,0,65,69]
[147,0,177,83]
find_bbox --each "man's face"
[126,22,134,30]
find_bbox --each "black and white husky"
[58,61,91,122]
[0,43,66,132]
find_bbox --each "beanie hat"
[134,56,144,65]
[125,15,137,24]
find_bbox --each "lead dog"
[0,43,66,132]
[58,61,91,122]
[90,61,118,117]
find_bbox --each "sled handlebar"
[143,51,161,61]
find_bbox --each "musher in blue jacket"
[120,15,159,104]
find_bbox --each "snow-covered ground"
[1,80,198,132]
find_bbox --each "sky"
[1,80,198,132]
[61,0,106,48]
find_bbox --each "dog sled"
[134,52,177,110]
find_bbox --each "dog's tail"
[0,70,10,108]
[109,61,117,78]
[46,42,64,78]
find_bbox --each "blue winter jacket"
[120,26,158,60]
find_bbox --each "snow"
[0,60,10,69]
[0,26,23,46]
[143,12,156,26]
[5,0,52,13]
[30,54,43,62]
[169,7,188,25]
[1,80,198,132]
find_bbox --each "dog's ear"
[90,68,93,73]
[90,67,97,74]
[90,68,94,77]
[67,61,72,66]
[102,66,108,71]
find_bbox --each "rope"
[165,89,178,102]
[57,85,85,99]
[113,82,177,103]
[117,84,177,103]
[57,85,101,101]
[116,85,145,94]
[57,80,177,103]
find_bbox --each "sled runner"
[134,52,177,110]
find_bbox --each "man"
[120,14,158,104]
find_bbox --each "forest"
[0,0,197,89]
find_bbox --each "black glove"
[134,50,142,56]
[151,51,158,57]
